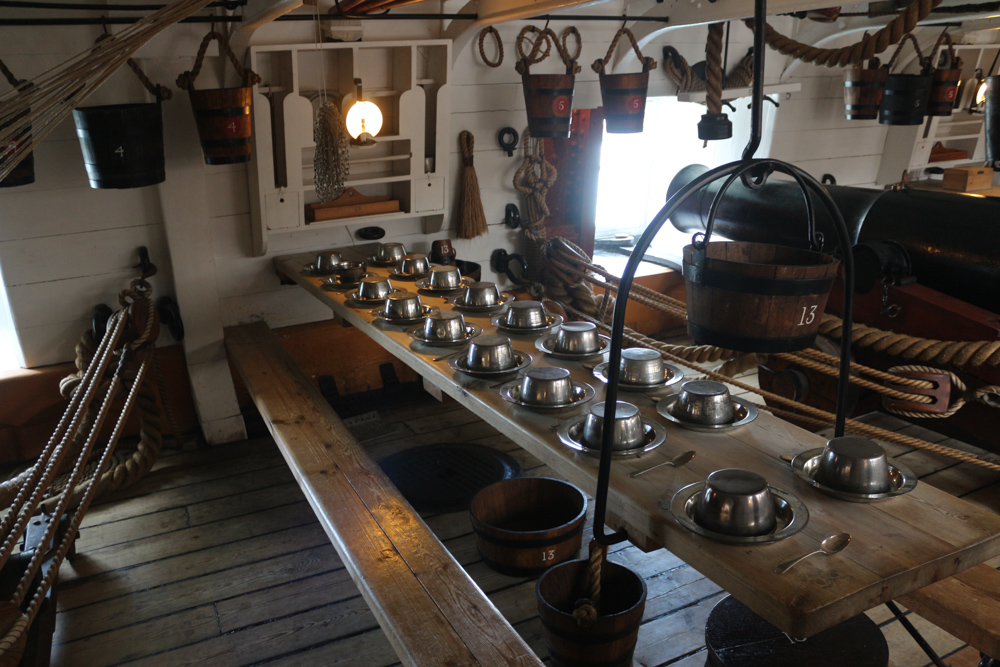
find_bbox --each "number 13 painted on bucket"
[798,305,817,326]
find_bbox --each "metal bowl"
[466,334,516,372]
[791,447,917,502]
[356,276,393,301]
[397,253,430,277]
[333,261,368,283]
[620,348,667,386]
[499,376,595,411]
[375,242,406,264]
[657,394,758,432]
[518,367,575,406]
[422,311,469,342]
[669,481,808,545]
[428,266,462,290]
[694,469,777,537]
[592,360,684,390]
[314,251,343,272]
[582,401,647,451]
[673,380,735,425]
[384,291,423,321]
[535,333,610,360]
[556,412,666,458]
[461,282,502,307]
[814,436,893,495]
[555,322,602,354]
[502,301,548,329]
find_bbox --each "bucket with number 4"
[177,30,261,165]
[593,27,657,134]
[517,27,581,138]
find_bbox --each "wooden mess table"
[274,247,1000,641]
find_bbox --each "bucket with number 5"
[177,30,261,165]
[470,477,586,577]
[73,36,171,189]
[593,27,657,134]
[517,27,580,138]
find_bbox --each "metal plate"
[414,277,475,293]
[791,448,918,502]
[592,361,685,391]
[498,379,596,411]
[343,288,402,306]
[406,324,483,347]
[448,293,514,313]
[369,305,435,326]
[490,313,564,334]
[449,352,532,378]
[668,482,809,545]
[656,395,759,432]
[535,333,611,360]
[556,415,666,459]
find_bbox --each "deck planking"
[51,390,1000,667]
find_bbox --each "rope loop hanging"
[515,26,552,65]
[516,27,580,75]
[746,0,944,68]
[95,32,172,101]
[478,26,504,68]
[930,28,961,70]
[591,26,657,75]
[176,29,261,91]
[561,26,583,62]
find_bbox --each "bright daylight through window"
[594,95,777,267]
[0,262,24,372]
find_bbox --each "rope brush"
[314,102,349,203]
[458,130,489,239]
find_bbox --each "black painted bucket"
[73,102,165,189]
[879,74,932,125]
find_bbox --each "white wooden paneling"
[17,316,91,368]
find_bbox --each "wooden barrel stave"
[470,477,586,576]
[189,86,254,165]
[537,559,646,667]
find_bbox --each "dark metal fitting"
[697,113,732,141]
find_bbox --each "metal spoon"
[628,450,696,478]
[774,533,852,574]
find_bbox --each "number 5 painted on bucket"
[798,305,817,326]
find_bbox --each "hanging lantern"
[346,78,382,146]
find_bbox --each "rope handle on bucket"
[516,27,581,75]
[886,33,929,75]
[176,29,262,91]
[930,29,961,71]
[591,26,657,75]
[94,32,172,101]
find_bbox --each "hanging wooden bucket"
[536,558,646,667]
[594,27,657,134]
[928,35,963,117]
[518,28,578,139]
[73,102,165,189]
[843,61,886,120]
[177,31,261,165]
[880,33,932,126]
[470,477,586,577]
[683,241,840,353]
[188,87,253,164]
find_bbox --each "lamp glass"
[977,81,988,107]
[346,101,383,140]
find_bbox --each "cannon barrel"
[667,165,1000,314]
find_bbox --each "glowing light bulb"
[346,101,383,141]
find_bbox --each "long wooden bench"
[225,322,543,667]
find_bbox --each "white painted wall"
[1,7,857,441]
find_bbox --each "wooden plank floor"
[52,389,1000,667]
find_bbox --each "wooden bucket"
[523,71,575,138]
[928,33,963,117]
[880,34,931,126]
[682,241,840,353]
[73,102,165,189]
[843,62,886,120]
[595,27,657,134]
[536,558,646,667]
[470,477,586,576]
[189,86,253,164]
[177,30,261,165]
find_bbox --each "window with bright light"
[595,95,777,265]
[0,265,23,371]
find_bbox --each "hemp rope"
[513,130,557,282]
[706,23,725,117]
[662,46,753,94]
[746,0,944,68]
[561,27,582,63]
[96,32,172,101]
[313,102,350,203]
[515,26,552,65]
[457,131,489,240]
[886,33,928,74]
[591,26,657,75]
[176,29,261,91]
[565,304,1000,472]
[572,539,607,627]
[0,57,23,89]
[516,27,581,75]
[478,27,503,68]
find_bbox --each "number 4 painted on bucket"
[115,146,125,158]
